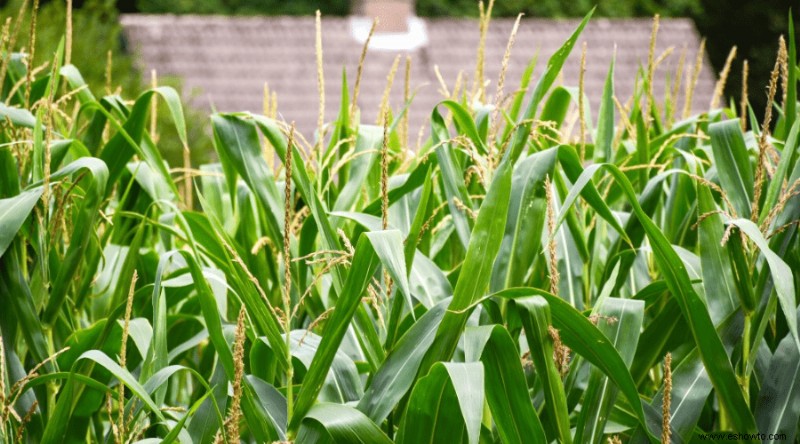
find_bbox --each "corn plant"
[1,3,799,444]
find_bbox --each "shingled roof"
[120,14,716,137]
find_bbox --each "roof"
[120,14,716,138]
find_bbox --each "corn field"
[1,3,799,444]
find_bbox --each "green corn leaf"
[403,167,433,268]
[431,106,473,248]
[247,375,289,440]
[762,119,799,225]
[358,299,449,423]
[333,125,382,213]
[289,230,384,432]
[286,330,363,403]
[0,101,38,127]
[539,86,572,135]
[756,308,800,443]
[438,100,489,155]
[161,391,213,444]
[494,288,659,442]
[630,309,745,443]
[784,14,797,133]
[506,55,537,128]
[514,296,572,444]
[595,55,616,164]
[631,296,684,385]
[59,65,96,104]
[557,163,759,438]
[38,158,109,324]
[696,182,739,322]
[0,188,42,259]
[465,325,547,444]
[397,362,484,444]
[93,89,183,195]
[418,147,513,373]
[556,144,630,245]
[0,239,52,370]
[365,229,413,315]
[141,252,175,386]
[296,403,392,444]
[491,148,555,291]
[75,350,165,421]
[253,115,392,374]
[575,297,644,444]
[522,8,594,123]
[708,120,753,218]
[361,161,431,216]
[211,113,283,243]
[728,218,799,348]
[253,114,345,275]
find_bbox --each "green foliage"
[1,4,800,444]
[694,1,800,121]
[0,0,138,97]
[0,0,214,169]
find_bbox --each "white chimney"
[350,0,427,51]
[361,0,412,33]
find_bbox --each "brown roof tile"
[120,14,716,138]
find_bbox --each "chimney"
[350,0,427,51]
[361,0,412,33]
